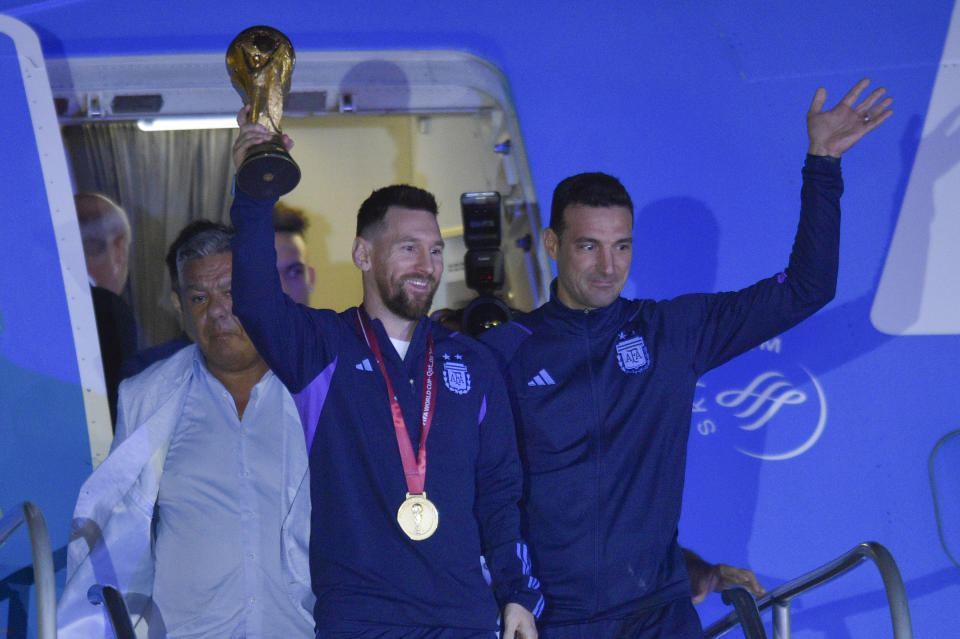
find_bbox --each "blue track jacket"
[230,193,543,633]
[480,155,842,625]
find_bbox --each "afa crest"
[615,335,650,374]
[442,358,471,395]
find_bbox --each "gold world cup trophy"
[226,26,300,198]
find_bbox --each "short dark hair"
[356,184,438,238]
[273,201,309,236]
[549,172,634,236]
[165,220,231,292]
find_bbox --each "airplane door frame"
[1,14,112,469]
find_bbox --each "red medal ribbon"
[355,308,435,495]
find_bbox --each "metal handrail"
[705,541,912,639]
[88,584,137,639]
[721,586,767,639]
[0,502,57,639]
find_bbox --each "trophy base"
[236,142,301,199]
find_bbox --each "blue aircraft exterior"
[1,1,958,637]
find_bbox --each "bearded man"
[229,124,543,639]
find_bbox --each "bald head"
[75,193,131,295]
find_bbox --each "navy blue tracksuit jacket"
[480,155,842,626]
[230,194,543,633]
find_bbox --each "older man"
[58,223,314,638]
[121,204,317,380]
[75,192,137,425]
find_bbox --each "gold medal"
[397,492,439,540]
[355,310,440,542]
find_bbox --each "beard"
[378,274,438,321]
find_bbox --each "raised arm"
[687,79,894,374]
[229,107,336,392]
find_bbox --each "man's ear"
[352,237,371,271]
[111,233,129,266]
[170,290,182,318]
[544,227,560,262]
[307,265,316,292]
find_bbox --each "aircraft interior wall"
[1,1,958,638]
[62,111,533,346]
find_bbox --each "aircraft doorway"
[52,50,550,346]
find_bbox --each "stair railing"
[0,502,56,639]
[704,541,912,639]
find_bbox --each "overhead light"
[137,116,238,131]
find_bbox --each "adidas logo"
[527,369,555,386]
[355,359,373,371]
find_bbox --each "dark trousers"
[540,598,703,639]
[316,622,498,638]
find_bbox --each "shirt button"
[248,596,256,605]
[248,552,256,560]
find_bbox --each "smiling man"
[230,183,541,638]
[230,111,542,639]
[59,223,314,638]
[479,79,893,637]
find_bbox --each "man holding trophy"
[229,27,541,639]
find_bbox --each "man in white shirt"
[58,223,314,638]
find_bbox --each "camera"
[461,191,504,293]
[459,191,512,335]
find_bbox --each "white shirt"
[152,350,313,638]
[390,337,411,360]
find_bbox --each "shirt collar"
[191,346,274,403]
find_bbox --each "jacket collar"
[540,278,629,334]
[349,306,431,366]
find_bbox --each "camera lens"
[462,296,512,336]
